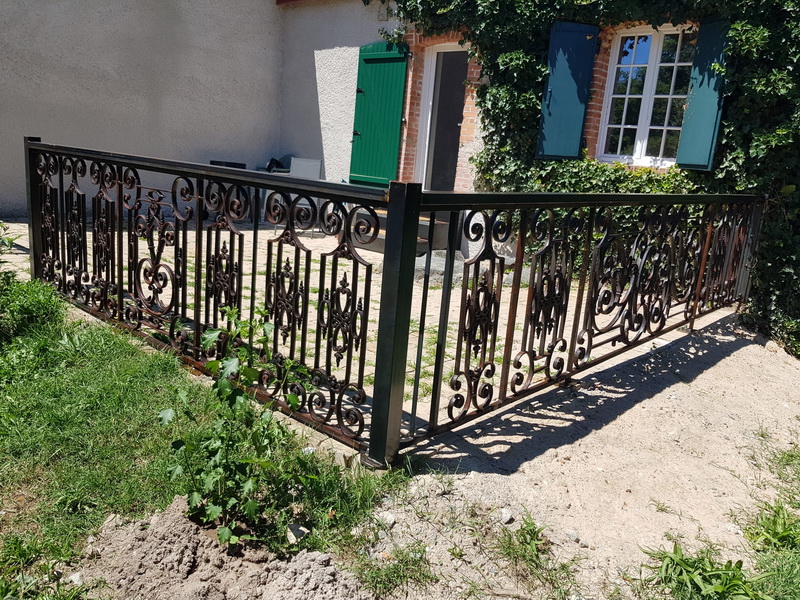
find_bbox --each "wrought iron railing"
[25,139,763,466]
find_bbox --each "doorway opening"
[421,48,468,192]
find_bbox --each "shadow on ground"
[411,313,756,476]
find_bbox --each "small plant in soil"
[495,513,581,599]
[354,542,439,598]
[746,502,800,551]
[162,308,406,552]
[641,543,773,600]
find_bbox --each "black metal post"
[367,182,421,467]
[24,137,43,278]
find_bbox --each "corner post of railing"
[736,197,765,304]
[366,181,422,467]
[24,137,43,279]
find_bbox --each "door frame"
[414,43,468,190]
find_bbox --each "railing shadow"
[411,312,754,476]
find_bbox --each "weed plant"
[495,512,580,599]
[353,542,438,598]
[162,380,406,553]
[642,543,773,600]
[163,307,407,553]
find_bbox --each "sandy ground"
[5,222,800,598]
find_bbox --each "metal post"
[367,182,421,467]
[690,218,715,331]
[24,137,43,279]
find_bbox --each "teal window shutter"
[349,42,408,188]
[536,21,599,160]
[676,18,730,171]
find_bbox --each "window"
[599,25,697,166]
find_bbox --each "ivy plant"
[382,0,800,355]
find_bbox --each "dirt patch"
[78,497,370,600]
[74,312,800,599]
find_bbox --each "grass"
[494,512,581,600]
[641,543,773,600]
[0,274,408,595]
[630,430,800,600]
[353,541,438,598]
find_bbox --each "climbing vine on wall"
[382,0,800,354]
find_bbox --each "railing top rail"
[420,191,763,211]
[25,138,388,205]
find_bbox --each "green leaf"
[158,408,176,426]
[216,377,233,396]
[205,503,223,522]
[217,526,234,544]
[220,357,240,379]
[240,366,261,385]
[241,478,256,496]
[201,328,223,351]
[286,393,301,411]
[206,360,221,375]
[187,491,203,508]
[242,499,260,521]
[166,463,184,481]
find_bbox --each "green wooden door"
[349,42,408,188]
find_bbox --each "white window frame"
[597,24,696,168]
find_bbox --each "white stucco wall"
[279,0,398,183]
[0,0,284,217]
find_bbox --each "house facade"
[0,0,400,216]
[0,1,727,217]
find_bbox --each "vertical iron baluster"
[690,212,715,331]
[568,207,594,372]
[193,177,204,360]
[57,156,66,290]
[248,189,261,365]
[429,213,461,430]
[300,243,311,366]
[500,210,528,401]
[116,165,124,321]
[409,211,437,435]
[315,254,327,373]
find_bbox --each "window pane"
[605,128,621,154]
[629,66,647,95]
[625,98,641,125]
[618,37,636,65]
[609,98,625,124]
[632,35,652,65]
[661,34,678,63]
[620,129,636,155]
[668,98,685,127]
[651,98,668,126]
[647,129,664,157]
[679,31,697,62]
[663,130,681,158]
[614,67,630,94]
[674,66,691,95]
[656,66,674,94]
